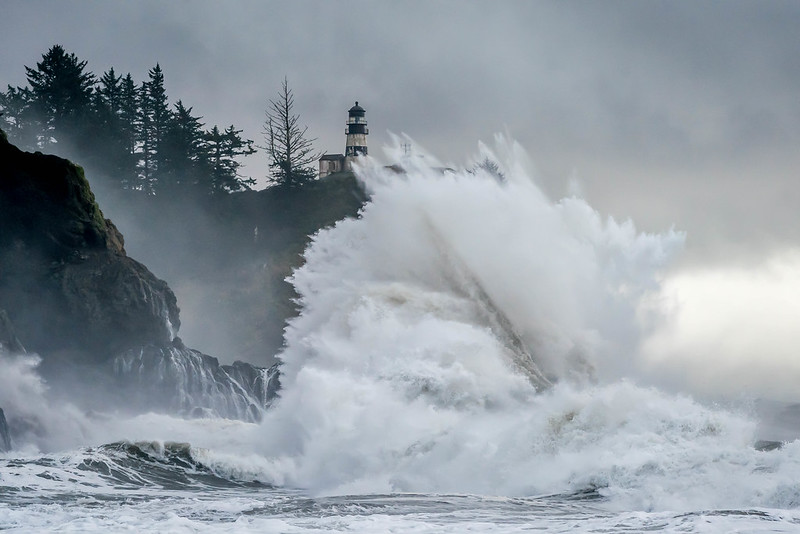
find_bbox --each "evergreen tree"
[3,46,256,197]
[118,74,140,189]
[118,74,138,154]
[0,86,43,150]
[158,100,206,194]
[138,64,171,193]
[137,81,155,190]
[263,77,318,187]
[24,44,95,147]
[205,125,256,194]
[470,157,506,183]
[90,67,131,184]
[96,68,122,116]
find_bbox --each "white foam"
[243,138,800,509]
[6,137,800,519]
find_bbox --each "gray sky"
[3,0,800,400]
[3,1,799,265]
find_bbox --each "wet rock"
[754,440,783,452]
[0,407,11,452]
[113,345,280,421]
[0,309,25,354]
[0,135,179,361]
[0,135,277,422]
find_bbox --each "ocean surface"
[3,436,800,532]
[3,138,800,532]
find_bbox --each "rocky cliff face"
[0,408,10,453]
[98,170,368,366]
[0,135,179,360]
[0,309,25,354]
[0,133,277,424]
[113,341,280,421]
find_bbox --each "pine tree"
[90,67,131,184]
[205,125,256,194]
[96,68,122,116]
[137,80,155,190]
[0,86,43,150]
[24,44,95,147]
[138,65,172,192]
[158,100,206,194]
[263,77,318,187]
[118,74,140,189]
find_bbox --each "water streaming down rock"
[0,407,11,452]
[422,215,553,389]
[113,343,280,422]
[0,310,25,355]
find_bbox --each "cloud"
[641,248,800,402]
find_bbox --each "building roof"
[320,153,345,160]
[348,101,365,114]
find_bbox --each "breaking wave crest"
[6,137,800,518]
[236,138,800,509]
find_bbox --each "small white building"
[319,153,344,178]
[319,101,368,177]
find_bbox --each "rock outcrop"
[0,309,25,354]
[0,407,10,452]
[0,135,179,361]
[113,341,280,421]
[0,134,278,419]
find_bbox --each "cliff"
[0,135,179,361]
[0,134,275,423]
[98,170,368,365]
[0,407,10,453]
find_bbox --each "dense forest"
[0,45,258,196]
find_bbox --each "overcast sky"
[3,0,800,399]
[3,1,800,264]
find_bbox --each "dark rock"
[104,170,367,366]
[754,439,784,452]
[0,135,179,361]
[0,309,25,353]
[0,407,11,452]
[113,345,280,421]
[0,136,279,422]
[226,359,282,409]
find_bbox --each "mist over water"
[6,137,800,530]
[242,137,800,508]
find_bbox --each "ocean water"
[3,137,800,532]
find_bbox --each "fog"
[2,1,800,399]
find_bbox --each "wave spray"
[254,137,800,506]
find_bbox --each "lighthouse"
[318,101,369,177]
[344,101,368,168]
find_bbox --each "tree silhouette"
[158,100,205,194]
[25,44,95,147]
[2,45,257,196]
[263,77,318,187]
[205,125,256,193]
[0,86,42,150]
[138,64,171,191]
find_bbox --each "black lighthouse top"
[345,101,368,157]
[349,101,366,116]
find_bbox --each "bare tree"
[263,77,318,187]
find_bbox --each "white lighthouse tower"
[318,101,370,178]
[344,101,368,169]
